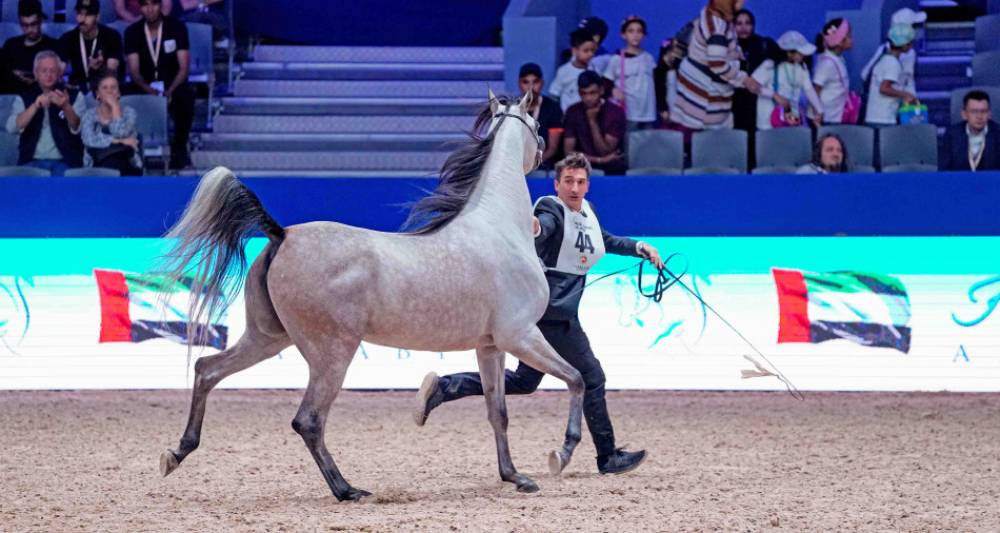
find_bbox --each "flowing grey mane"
[403,96,515,234]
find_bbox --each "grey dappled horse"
[157,92,586,500]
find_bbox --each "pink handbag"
[824,55,861,124]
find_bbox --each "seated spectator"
[603,16,657,131]
[732,8,781,133]
[941,90,999,172]
[114,0,173,23]
[81,73,143,175]
[5,51,86,175]
[549,28,598,112]
[864,24,918,127]
[57,0,124,94]
[813,18,855,125]
[1,0,59,95]
[124,0,194,169]
[752,31,823,130]
[563,71,627,175]
[797,133,848,174]
[517,63,563,168]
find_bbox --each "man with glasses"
[2,0,59,94]
[941,90,999,172]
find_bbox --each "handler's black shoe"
[413,372,444,427]
[597,448,647,475]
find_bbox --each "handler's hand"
[639,242,664,270]
[532,216,540,236]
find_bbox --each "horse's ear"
[519,90,534,113]
[488,88,499,114]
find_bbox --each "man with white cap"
[865,23,919,126]
[861,7,926,95]
[751,30,824,130]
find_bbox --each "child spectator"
[864,24,918,127]
[812,18,854,124]
[563,71,627,175]
[549,28,597,112]
[113,0,173,23]
[57,0,125,94]
[751,31,823,130]
[517,63,563,168]
[603,16,656,130]
[2,0,59,94]
[862,8,925,100]
[81,73,143,175]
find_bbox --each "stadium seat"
[65,167,122,177]
[0,165,50,176]
[882,163,937,173]
[121,94,169,166]
[683,166,740,176]
[0,94,16,124]
[626,166,682,176]
[526,169,548,178]
[879,124,938,170]
[187,23,213,84]
[98,0,116,24]
[949,86,1000,125]
[627,129,684,170]
[0,132,18,166]
[45,23,75,39]
[691,129,748,173]
[0,21,18,42]
[755,128,811,170]
[751,165,798,175]
[818,124,876,170]
[972,52,1000,86]
[976,14,1000,53]
[589,168,605,176]
[852,165,876,174]
[2,0,54,21]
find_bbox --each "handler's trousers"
[437,317,616,457]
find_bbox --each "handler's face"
[554,168,590,211]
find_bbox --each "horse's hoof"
[515,478,539,494]
[547,449,568,476]
[159,450,180,477]
[341,487,372,502]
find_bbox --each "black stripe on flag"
[810,321,911,353]
[132,320,228,350]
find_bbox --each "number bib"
[538,196,606,275]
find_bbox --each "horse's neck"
[462,132,532,228]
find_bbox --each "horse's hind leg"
[160,332,289,477]
[291,335,368,501]
[496,327,585,476]
[477,345,538,493]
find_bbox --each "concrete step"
[233,79,504,98]
[916,55,973,76]
[213,114,473,134]
[241,62,504,81]
[219,96,482,116]
[253,46,503,64]
[924,21,976,41]
[916,75,973,91]
[199,132,464,151]
[192,150,449,171]
[922,39,976,55]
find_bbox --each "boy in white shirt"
[864,24,918,126]
[549,28,597,112]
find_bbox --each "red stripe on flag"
[94,269,132,343]
[772,268,810,343]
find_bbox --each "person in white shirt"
[549,28,597,112]
[813,18,854,124]
[603,15,657,129]
[861,7,925,95]
[751,31,823,130]
[864,24,918,126]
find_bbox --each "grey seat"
[0,94,17,126]
[45,23,75,39]
[691,129,747,173]
[0,132,19,166]
[852,165,876,173]
[65,167,122,176]
[976,14,1000,53]
[972,52,1000,86]
[627,129,684,170]
[683,166,740,176]
[882,164,938,173]
[2,0,54,21]
[626,166,682,176]
[187,22,215,127]
[121,94,169,165]
[526,169,548,178]
[755,127,812,171]
[949,86,1000,125]
[589,168,605,176]
[0,165,50,176]
[818,124,876,169]
[0,21,19,42]
[879,125,938,170]
[751,165,798,175]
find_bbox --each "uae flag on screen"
[93,269,227,350]
[772,268,911,353]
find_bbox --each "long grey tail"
[160,166,285,346]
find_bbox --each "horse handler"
[415,152,664,475]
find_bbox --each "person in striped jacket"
[674,0,762,130]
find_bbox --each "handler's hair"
[554,152,592,180]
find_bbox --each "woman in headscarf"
[731,8,782,132]
[674,0,763,131]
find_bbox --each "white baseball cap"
[777,31,817,56]
[892,7,928,26]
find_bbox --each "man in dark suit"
[941,90,999,172]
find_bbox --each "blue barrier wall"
[1,173,997,238]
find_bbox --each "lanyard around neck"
[79,29,99,77]
[144,22,163,77]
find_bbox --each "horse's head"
[486,89,544,174]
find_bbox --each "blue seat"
[65,167,121,176]
[0,165,50,176]
[121,94,168,165]
[972,52,1000,86]
[976,14,1000,53]
[0,132,19,166]
[628,129,684,170]
[690,129,748,174]
[755,128,812,170]
[879,125,938,170]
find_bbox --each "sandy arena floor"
[1,389,999,532]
